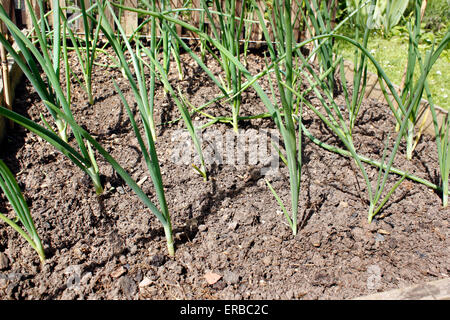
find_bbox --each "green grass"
[336,34,450,111]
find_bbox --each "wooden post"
[77,0,91,35]
[248,1,265,47]
[22,0,40,31]
[3,0,16,29]
[171,0,182,36]
[191,0,200,28]
[291,0,302,43]
[0,0,13,127]
[122,0,137,36]
[99,0,115,32]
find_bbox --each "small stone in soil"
[116,186,125,194]
[110,266,127,279]
[149,254,166,267]
[0,253,9,270]
[262,256,272,266]
[310,234,321,247]
[212,280,226,290]
[374,233,385,242]
[204,272,222,285]
[228,221,239,231]
[223,271,240,285]
[139,277,153,288]
[119,276,137,298]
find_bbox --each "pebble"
[228,221,239,231]
[139,277,153,288]
[119,276,137,298]
[374,233,385,242]
[116,186,125,195]
[149,254,166,267]
[262,256,272,266]
[110,266,127,279]
[198,224,208,232]
[0,253,9,270]
[204,272,222,285]
[339,201,348,208]
[310,234,321,247]
[223,271,240,285]
[377,229,390,235]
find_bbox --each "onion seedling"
[133,39,208,180]
[87,0,173,255]
[100,1,207,181]
[0,102,177,256]
[253,0,302,235]
[338,0,372,134]
[430,101,450,208]
[88,0,208,255]
[0,160,45,262]
[0,1,103,195]
[300,0,337,94]
[386,0,439,160]
[117,5,208,175]
[421,43,450,208]
[199,0,247,133]
[59,0,102,105]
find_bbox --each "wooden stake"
[0,0,13,128]
[122,0,137,37]
[22,0,40,31]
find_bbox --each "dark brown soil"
[0,48,448,300]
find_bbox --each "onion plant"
[0,101,177,256]
[253,0,302,235]
[387,0,437,160]
[136,42,208,180]
[0,160,45,262]
[300,0,337,94]
[294,29,448,222]
[430,102,450,208]
[422,51,450,208]
[140,0,184,81]
[115,4,208,176]
[200,0,247,133]
[0,1,103,195]
[59,0,102,105]
[83,0,173,255]
[113,9,209,180]
[338,0,372,133]
[82,0,208,255]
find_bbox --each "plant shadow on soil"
[0,48,448,300]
